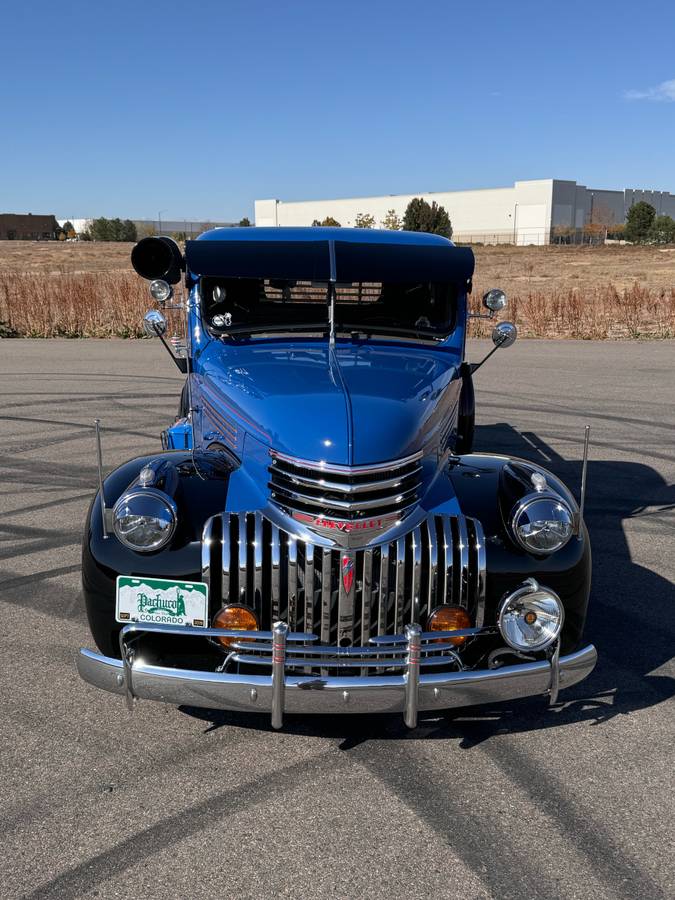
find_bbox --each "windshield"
[201,277,457,340]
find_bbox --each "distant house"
[0,213,59,240]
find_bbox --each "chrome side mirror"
[143,309,167,338]
[483,289,507,314]
[492,321,517,348]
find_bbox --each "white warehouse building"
[255,179,675,245]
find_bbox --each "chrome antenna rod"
[94,418,108,539]
[576,424,591,537]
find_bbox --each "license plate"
[116,576,208,627]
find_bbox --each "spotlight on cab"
[131,236,184,285]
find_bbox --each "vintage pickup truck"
[77,227,596,728]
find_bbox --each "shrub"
[354,212,376,229]
[311,216,341,227]
[648,215,675,245]
[381,209,402,230]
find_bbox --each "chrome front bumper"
[77,622,597,729]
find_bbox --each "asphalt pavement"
[1,338,673,900]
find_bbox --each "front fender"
[82,451,235,656]
[448,453,591,654]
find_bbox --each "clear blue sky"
[1,0,673,221]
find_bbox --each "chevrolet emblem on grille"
[341,555,355,593]
[292,511,402,547]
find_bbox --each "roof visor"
[185,238,475,286]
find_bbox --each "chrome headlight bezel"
[149,279,173,303]
[112,488,177,552]
[498,580,564,652]
[510,491,574,555]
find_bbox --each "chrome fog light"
[512,494,573,554]
[498,580,563,651]
[112,489,177,552]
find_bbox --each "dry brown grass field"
[1,240,674,338]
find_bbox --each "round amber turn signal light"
[427,605,472,646]
[212,605,259,649]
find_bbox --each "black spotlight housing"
[131,236,184,284]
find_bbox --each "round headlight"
[512,494,573,554]
[149,279,173,303]
[498,580,563,651]
[112,489,177,552]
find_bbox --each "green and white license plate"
[116,576,208,627]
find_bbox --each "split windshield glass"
[201,277,457,340]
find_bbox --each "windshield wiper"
[335,323,446,341]
[216,322,329,338]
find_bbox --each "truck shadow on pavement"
[182,424,675,747]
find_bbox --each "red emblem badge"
[341,555,355,593]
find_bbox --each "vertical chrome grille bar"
[426,517,439,620]
[253,511,263,620]
[442,517,453,607]
[337,551,356,646]
[304,543,315,634]
[410,526,422,625]
[238,514,247,603]
[394,537,406,634]
[378,544,389,636]
[361,549,373,645]
[457,515,470,610]
[270,524,281,622]
[201,516,214,601]
[221,513,231,603]
[320,549,332,644]
[287,535,298,631]
[473,518,487,628]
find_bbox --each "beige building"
[255,179,675,245]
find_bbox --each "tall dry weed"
[0,270,673,339]
[469,281,674,339]
[0,272,149,337]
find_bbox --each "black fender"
[82,450,237,657]
[449,453,591,654]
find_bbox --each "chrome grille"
[268,450,423,521]
[202,512,486,648]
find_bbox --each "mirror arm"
[470,338,506,374]
[153,324,188,374]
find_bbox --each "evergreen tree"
[122,219,137,241]
[87,218,112,241]
[84,216,137,241]
[403,198,452,238]
[624,202,656,243]
[238,217,252,227]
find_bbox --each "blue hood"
[198,340,461,465]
